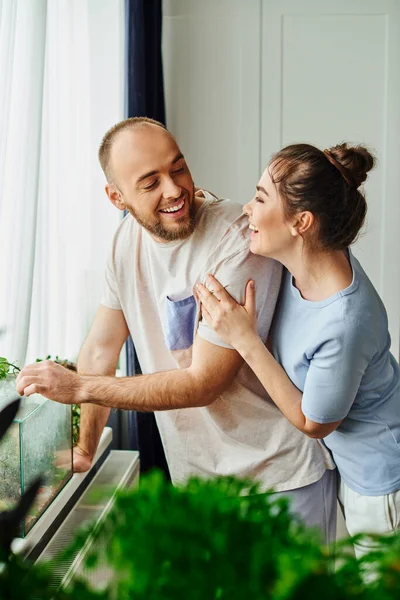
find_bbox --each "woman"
[195,143,400,557]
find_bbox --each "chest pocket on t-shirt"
[163,295,197,352]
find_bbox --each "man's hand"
[73,444,93,473]
[16,360,84,404]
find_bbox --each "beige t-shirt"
[102,192,334,492]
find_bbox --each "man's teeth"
[249,224,259,232]
[161,201,184,213]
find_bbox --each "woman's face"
[243,166,296,258]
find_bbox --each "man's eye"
[144,181,158,190]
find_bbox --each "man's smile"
[159,197,186,217]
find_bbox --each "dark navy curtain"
[124,0,170,479]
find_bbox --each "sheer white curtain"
[0,0,47,364]
[0,0,123,366]
[26,1,94,362]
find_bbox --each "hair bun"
[328,143,375,188]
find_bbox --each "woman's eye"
[255,196,264,203]
[172,166,184,175]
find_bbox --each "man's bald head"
[98,117,168,183]
[100,118,196,243]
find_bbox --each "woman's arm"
[196,275,342,438]
[237,335,341,438]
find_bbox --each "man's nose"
[162,177,181,199]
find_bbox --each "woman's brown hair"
[269,143,375,251]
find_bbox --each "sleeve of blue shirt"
[301,318,377,424]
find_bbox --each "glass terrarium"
[0,377,73,537]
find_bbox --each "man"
[17,117,336,540]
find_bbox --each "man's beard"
[127,191,196,242]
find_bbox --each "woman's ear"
[289,211,314,237]
[105,183,126,211]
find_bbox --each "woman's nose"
[242,201,252,216]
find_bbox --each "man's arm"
[16,334,243,411]
[79,335,243,409]
[73,305,129,470]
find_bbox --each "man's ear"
[289,211,314,237]
[105,183,126,211]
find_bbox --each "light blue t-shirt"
[270,251,400,496]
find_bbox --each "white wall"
[162,0,400,357]
[163,0,261,204]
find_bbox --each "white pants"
[273,469,338,547]
[338,479,400,559]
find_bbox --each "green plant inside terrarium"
[0,358,21,510]
[0,357,21,380]
[0,395,73,536]
[0,356,73,536]
[0,429,20,511]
